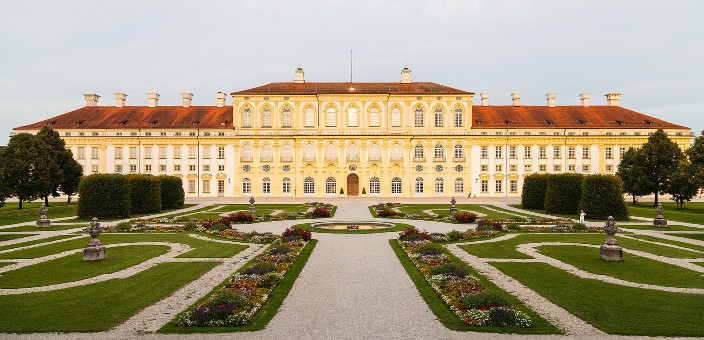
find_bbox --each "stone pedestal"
[36,215,51,228]
[600,216,623,261]
[83,246,106,261]
[83,217,107,261]
[449,197,458,214]
[248,196,256,214]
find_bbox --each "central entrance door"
[347,173,359,196]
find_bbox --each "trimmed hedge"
[159,175,185,209]
[128,174,161,214]
[544,173,584,215]
[77,174,130,219]
[521,174,550,209]
[580,174,629,220]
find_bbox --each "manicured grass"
[394,204,523,220]
[298,222,413,234]
[671,233,704,241]
[492,262,704,336]
[0,223,86,232]
[59,204,198,223]
[460,233,704,259]
[537,245,704,288]
[0,202,78,226]
[0,262,217,332]
[0,245,170,288]
[390,240,561,334]
[626,202,704,225]
[0,235,78,252]
[0,234,248,259]
[208,204,312,214]
[619,224,704,232]
[507,204,622,222]
[160,239,318,333]
[0,234,34,243]
[628,235,704,252]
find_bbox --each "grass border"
[159,239,318,333]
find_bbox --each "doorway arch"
[346,173,359,196]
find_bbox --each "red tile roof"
[232,82,473,95]
[472,105,687,129]
[15,106,232,130]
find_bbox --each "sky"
[1,0,703,145]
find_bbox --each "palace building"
[14,66,692,198]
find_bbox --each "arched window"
[414,107,424,127]
[326,177,336,194]
[347,143,359,161]
[282,177,291,194]
[454,107,463,127]
[262,177,271,194]
[454,144,464,160]
[242,108,252,128]
[262,108,272,127]
[391,108,401,127]
[392,177,402,194]
[304,177,315,194]
[281,143,293,161]
[326,108,336,127]
[369,143,381,161]
[260,143,273,161]
[414,144,424,160]
[325,143,337,161]
[454,177,464,194]
[369,108,380,127]
[304,143,315,161]
[282,107,292,127]
[391,143,402,161]
[435,177,444,194]
[415,177,424,194]
[348,108,358,127]
[434,144,444,160]
[305,108,315,127]
[434,107,444,127]
[241,144,253,161]
[242,177,251,194]
[370,177,380,194]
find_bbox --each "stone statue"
[249,196,256,214]
[600,216,622,261]
[83,217,106,261]
[36,203,51,228]
[450,197,458,214]
[579,210,586,223]
[653,203,667,227]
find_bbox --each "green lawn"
[628,235,704,252]
[537,245,704,288]
[619,224,704,232]
[492,262,704,336]
[0,234,34,243]
[0,235,78,252]
[0,262,216,332]
[666,233,704,241]
[460,233,704,259]
[0,223,87,232]
[373,204,523,220]
[59,204,198,223]
[626,202,704,224]
[0,202,78,226]
[0,245,170,288]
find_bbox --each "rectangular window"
[115,147,123,159]
[91,147,99,159]
[481,146,488,159]
[510,180,517,193]
[495,165,503,172]
[554,165,561,172]
[391,111,400,127]
[77,147,85,160]
[415,180,424,194]
[283,180,291,194]
[202,180,210,193]
[539,165,546,172]
[159,147,166,159]
[90,165,97,174]
[454,179,463,194]
[391,180,401,194]
[481,180,488,192]
[218,146,225,159]
[203,165,210,172]
[414,110,423,127]
[605,147,612,159]
[189,165,196,171]
[174,165,181,172]
[263,181,271,194]
[524,146,531,159]
[218,165,225,171]
[434,111,444,127]
[495,146,502,159]
[582,165,590,173]
[568,165,576,172]
[326,110,336,127]
[174,147,181,159]
[495,179,503,192]
[606,165,613,172]
[145,165,152,173]
[619,147,626,157]
[129,147,137,159]
[539,146,546,159]
[202,147,211,159]
[144,147,152,159]
[509,146,516,159]
[582,147,590,159]
[481,165,488,171]
[243,180,252,194]
[509,165,517,172]
[188,180,196,193]
[113,165,122,173]
[129,165,137,173]
[554,147,561,159]
[568,147,575,159]
[435,179,444,194]
[159,165,166,173]
[524,164,532,172]
[188,146,197,159]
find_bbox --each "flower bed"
[176,226,312,327]
[399,227,532,328]
[373,203,571,225]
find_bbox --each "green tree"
[0,146,7,208]
[688,130,704,188]
[0,133,60,209]
[36,126,67,206]
[617,147,650,204]
[639,129,685,206]
[579,174,629,220]
[667,160,699,208]
[59,150,83,205]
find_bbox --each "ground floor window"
[454,178,463,194]
[283,178,291,194]
[262,177,271,194]
[481,180,488,192]
[415,177,424,194]
[510,179,517,193]
[188,179,196,193]
[495,179,503,192]
[370,177,380,194]
[326,177,336,194]
[202,179,211,193]
[435,177,444,194]
[391,177,402,194]
[242,178,251,194]
[304,177,315,194]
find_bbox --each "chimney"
[605,93,621,106]
[294,65,305,84]
[480,93,490,107]
[147,93,160,108]
[546,93,557,108]
[400,65,412,84]
[511,93,521,107]
[181,93,193,107]
[579,93,592,107]
[114,93,127,108]
[216,92,227,107]
[83,94,100,107]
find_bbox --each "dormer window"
[616,120,626,126]
[644,120,653,126]
[149,120,158,126]
[475,120,483,125]
[192,121,200,126]
[578,119,587,125]
[119,120,127,126]
[47,120,57,126]
[75,120,85,126]
[546,120,554,126]
[505,120,512,125]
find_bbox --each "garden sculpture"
[579,210,586,223]
[653,203,667,227]
[450,197,458,214]
[83,217,107,261]
[36,203,51,228]
[600,216,623,261]
[249,196,256,214]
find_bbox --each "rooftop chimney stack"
[294,65,305,84]
[480,92,490,107]
[147,93,160,108]
[181,93,193,107]
[511,93,521,107]
[400,65,412,84]
[114,93,127,108]
[546,93,557,108]
[579,93,592,107]
[83,94,100,107]
[605,93,621,106]
[216,92,227,107]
